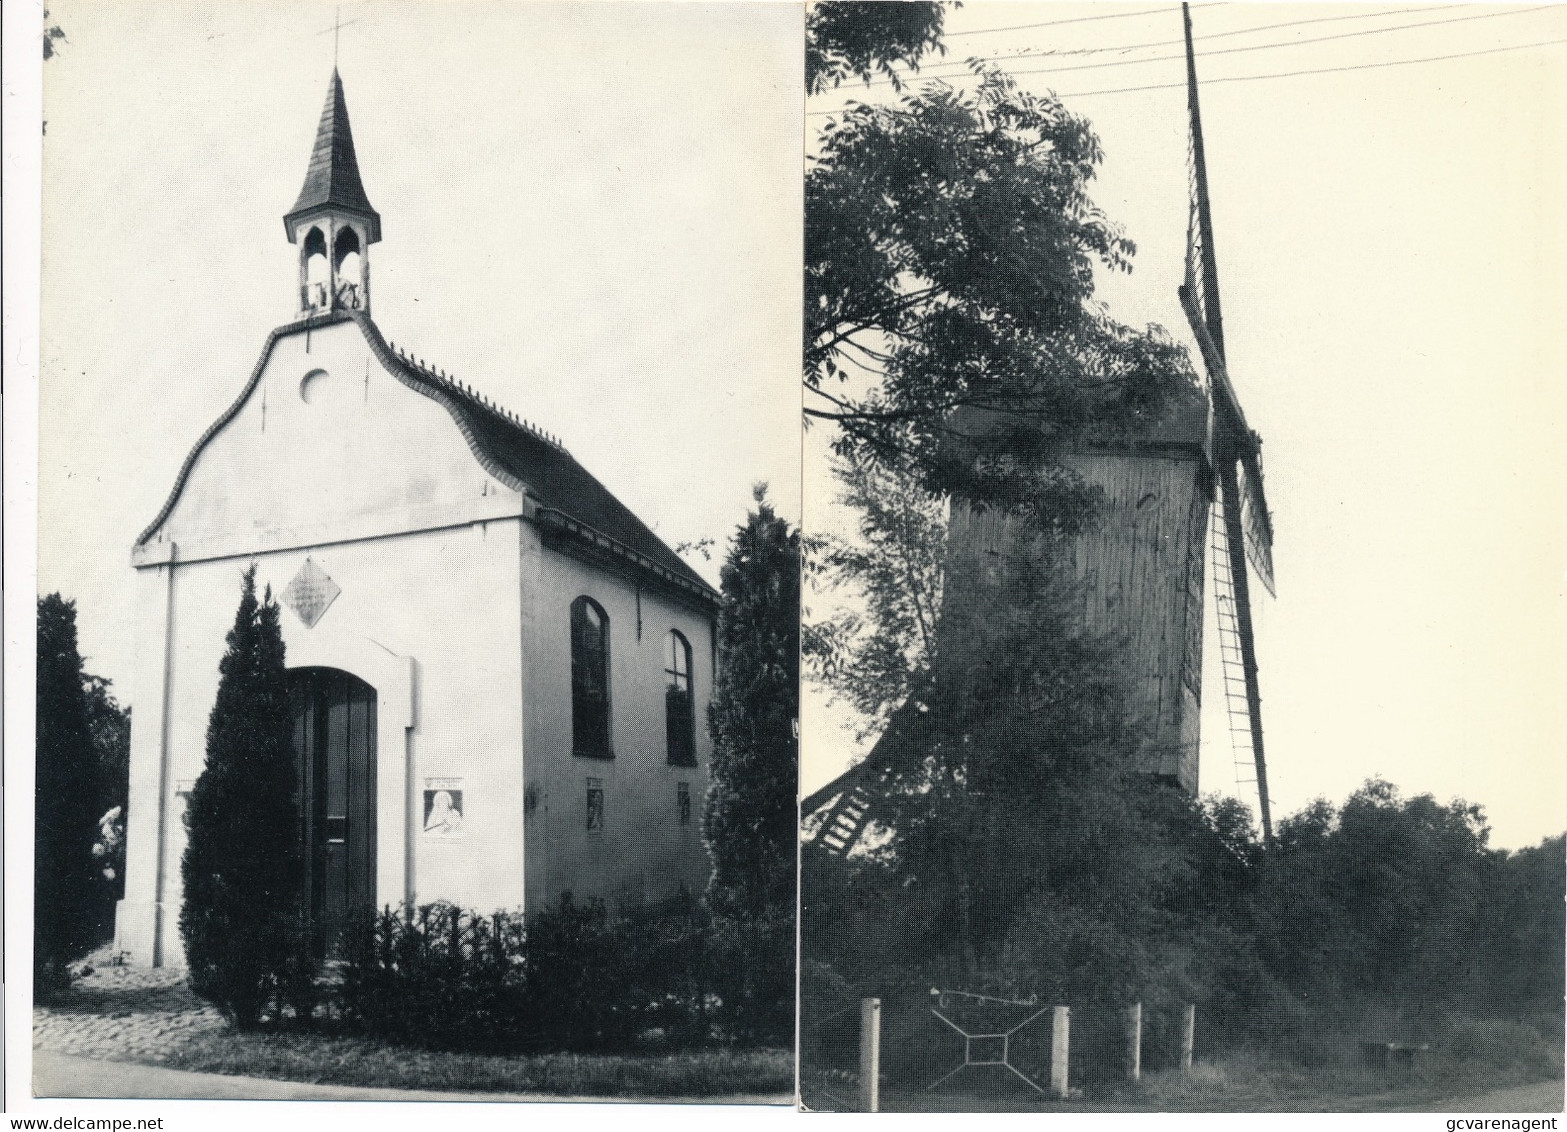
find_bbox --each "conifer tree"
[703,488,799,1042]
[180,567,307,1028]
[704,486,801,916]
[35,594,104,994]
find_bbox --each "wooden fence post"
[859,997,881,1113]
[1050,1005,1071,1098]
[1125,1002,1142,1081]
[1181,1003,1196,1073]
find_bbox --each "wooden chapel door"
[290,668,377,957]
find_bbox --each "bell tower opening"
[332,227,364,310]
[284,68,381,317]
[301,226,329,310]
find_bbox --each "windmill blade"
[1176,280,1218,470]
[1216,458,1275,842]
[1183,1,1226,363]
[1208,497,1261,808]
[804,777,877,858]
[800,698,930,859]
[1237,449,1276,597]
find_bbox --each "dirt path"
[867,1076,1565,1113]
[1432,1078,1563,1113]
[33,1051,791,1106]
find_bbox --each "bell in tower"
[284,69,381,316]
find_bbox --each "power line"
[911,4,1458,76]
[806,33,1567,117]
[1057,32,1567,99]
[858,4,1556,88]
[1005,3,1557,79]
[945,4,1217,38]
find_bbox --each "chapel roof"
[285,69,381,244]
[369,318,719,604]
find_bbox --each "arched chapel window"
[665,629,695,766]
[571,597,611,758]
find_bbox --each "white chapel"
[116,72,719,965]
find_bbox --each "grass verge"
[160,1028,792,1099]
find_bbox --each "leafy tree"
[35,594,103,994]
[871,527,1196,971]
[807,67,1193,523]
[1237,779,1525,1029]
[1477,835,1565,1016]
[180,567,311,1028]
[806,1,947,95]
[705,486,801,916]
[43,8,66,60]
[800,31,1206,1004]
[804,455,945,734]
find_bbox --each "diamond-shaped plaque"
[282,557,340,629]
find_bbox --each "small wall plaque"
[282,557,341,629]
[423,778,464,837]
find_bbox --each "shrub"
[591,889,713,1048]
[336,903,528,1052]
[708,902,795,1045]
[336,891,730,1054]
[180,568,313,1028]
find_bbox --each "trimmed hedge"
[335,891,787,1054]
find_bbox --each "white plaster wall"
[149,319,521,559]
[119,318,533,964]
[124,523,526,966]
[522,529,715,912]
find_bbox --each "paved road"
[32,1051,792,1106]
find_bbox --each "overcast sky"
[34,1,802,706]
[803,2,1567,852]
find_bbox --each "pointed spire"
[285,69,381,244]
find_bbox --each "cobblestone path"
[33,951,227,1064]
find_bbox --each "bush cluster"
[804,776,1566,1078]
[335,891,789,1054]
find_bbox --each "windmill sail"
[1180,1,1275,842]
[1238,450,1276,596]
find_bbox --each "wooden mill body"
[942,398,1211,794]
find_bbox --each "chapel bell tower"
[284,69,381,317]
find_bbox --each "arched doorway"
[289,667,376,957]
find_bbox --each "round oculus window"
[299,368,330,404]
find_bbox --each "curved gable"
[140,311,716,605]
[138,312,523,558]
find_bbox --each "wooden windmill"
[804,3,1277,855]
